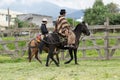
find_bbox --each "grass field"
[0,34,120,80]
[0,55,120,80]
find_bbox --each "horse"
[39,21,90,66]
[28,35,60,64]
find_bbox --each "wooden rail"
[0,25,120,60]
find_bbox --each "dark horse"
[39,22,90,66]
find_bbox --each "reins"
[80,34,85,41]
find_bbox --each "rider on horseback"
[40,18,49,37]
[55,9,76,48]
[38,18,49,53]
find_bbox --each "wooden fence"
[0,25,120,60]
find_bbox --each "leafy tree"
[84,0,108,25]
[106,2,119,13]
[93,0,104,8]
[14,18,34,28]
[84,0,120,25]
[109,13,120,25]
[105,2,120,25]
[67,18,79,27]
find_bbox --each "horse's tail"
[28,47,31,60]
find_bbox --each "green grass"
[0,57,120,80]
[2,37,15,41]
[0,34,120,80]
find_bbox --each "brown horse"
[28,36,60,64]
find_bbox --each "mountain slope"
[67,10,84,19]
[0,1,83,19]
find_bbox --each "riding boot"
[38,41,44,53]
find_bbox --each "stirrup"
[64,44,74,48]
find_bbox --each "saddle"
[54,32,67,46]
[44,32,67,46]
[36,34,42,42]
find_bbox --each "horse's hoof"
[57,64,59,67]
[64,62,69,64]
[39,61,42,64]
[75,63,79,65]
[46,64,49,67]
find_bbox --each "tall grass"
[0,58,120,80]
[0,35,120,80]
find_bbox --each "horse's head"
[74,21,90,36]
[79,21,90,36]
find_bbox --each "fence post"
[104,18,110,60]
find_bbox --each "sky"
[0,0,120,10]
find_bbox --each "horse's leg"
[56,54,60,64]
[74,49,79,64]
[49,59,53,65]
[64,49,73,64]
[28,47,32,62]
[46,54,59,67]
[35,50,42,64]
[46,46,54,66]
[49,54,59,65]
[46,54,50,67]
[50,54,59,67]
[29,50,35,62]
[48,46,59,67]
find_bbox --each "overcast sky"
[0,0,120,10]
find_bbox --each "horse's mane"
[73,23,83,36]
[73,23,82,32]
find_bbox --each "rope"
[80,34,85,41]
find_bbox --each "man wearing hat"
[55,9,76,48]
[40,18,48,37]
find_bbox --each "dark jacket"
[40,24,48,35]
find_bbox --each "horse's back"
[30,39,36,46]
[47,32,60,44]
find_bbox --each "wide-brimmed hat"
[42,18,48,22]
[60,9,66,14]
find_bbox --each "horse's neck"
[74,30,82,40]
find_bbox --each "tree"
[106,2,119,14]
[109,13,120,25]
[67,18,79,27]
[106,2,120,25]
[14,18,35,28]
[84,0,108,25]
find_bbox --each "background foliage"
[84,0,120,25]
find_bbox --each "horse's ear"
[82,21,85,24]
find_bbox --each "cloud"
[0,0,16,7]
[0,0,43,7]
[47,0,95,9]
[0,0,120,9]
[20,0,42,6]
[48,0,120,9]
